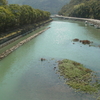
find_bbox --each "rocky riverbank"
[0,27,50,60]
[52,15,100,29]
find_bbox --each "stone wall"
[0,27,50,60]
[0,19,52,48]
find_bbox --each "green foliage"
[97,96,100,100]
[0,3,51,35]
[0,6,14,32]
[74,3,85,9]
[58,0,100,19]
[58,59,100,95]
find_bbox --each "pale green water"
[0,19,100,100]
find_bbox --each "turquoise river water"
[0,18,100,100]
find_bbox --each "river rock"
[41,58,46,61]
[80,40,91,44]
[73,38,79,42]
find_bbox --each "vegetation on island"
[58,59,100,98]
[97,97,100,100]
[0,0,50,36]
[58,0,100,19]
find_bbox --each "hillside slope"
[58,0,100,19]
[7,0,70,14]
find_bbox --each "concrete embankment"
[0,27,50,60]
[53,15,100,28]
[0,19,52,48]
[0,35,22,49]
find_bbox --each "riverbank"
[0,19,52,48]
[52,15,100,29]
[0,27,50,60]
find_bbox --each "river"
[0,18,100,100]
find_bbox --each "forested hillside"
[0,0,50,34]
[58,0,100,19]
[7,0,70,14]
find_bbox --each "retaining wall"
[0,19,52,48]
[0,27,50,60]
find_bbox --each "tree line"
[58,0,100,20]
[0,0,50,34]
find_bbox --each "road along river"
[0,18,100,100]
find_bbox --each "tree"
[0,3,51,34]
[59,0,100,20]
[0,6,14,33]
[8,4,21,27]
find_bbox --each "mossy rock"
[58,59,100,94]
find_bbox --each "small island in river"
[57,59,100,99]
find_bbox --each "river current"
[0,18,100,100]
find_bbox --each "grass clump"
[97,96,100,100]
[58,59,100,94]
